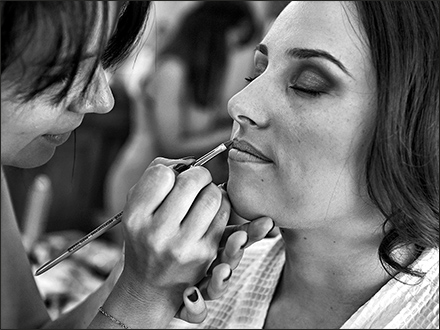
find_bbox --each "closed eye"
[289,85,324,97]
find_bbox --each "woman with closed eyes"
[167,1,439,328]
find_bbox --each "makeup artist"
[1,2,273,329]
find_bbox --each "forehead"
[263,1,369,77]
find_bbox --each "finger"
[201,187,231,244]
[125,164,176,216]
[206,263,232,300]
[150,156,195,168]
[176,287,207,324]
[180,183,224,238]
[242,216,275,248]
[154,166,213,228]
[205,230,246,275]
[219,216,274,248]
[220,230,247,270]
[169,156,198,173]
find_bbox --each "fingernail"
[181,156,196,160]
[269,219,276,234]
[188,289,199,302]
[218,182,228,191]
[223,268,233,282]
[240,234,249,250]
[172,163,191,174]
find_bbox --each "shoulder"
[342,247,439,329]
[389,248,439,328]
[1,167,51,328]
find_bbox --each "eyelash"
[58,74,72,84]
[245,76,256,83]
[245,76,324,97]
[289,86,323,97]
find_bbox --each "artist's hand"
[106,157,231,328]
[110,156,273,326]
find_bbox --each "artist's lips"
[42,131,72,146]
[229,140,273,163]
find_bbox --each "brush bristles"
[223,140,233,149]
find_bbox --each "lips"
[42,131,72,146]
[230,139,273,163]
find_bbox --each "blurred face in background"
[227,1,379,230]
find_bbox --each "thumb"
[175,287,207,324]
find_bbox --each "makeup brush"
[35,140,233,276]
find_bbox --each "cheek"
[285,102,369,170]
[1,99,60,164]
[268,116,359,215]
[4,110,45,143]
[3,97,61,134]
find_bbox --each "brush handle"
[35,140,232,276]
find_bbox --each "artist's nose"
[68,66,114,114]
[228,80,270,130]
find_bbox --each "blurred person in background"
[104,1,261,228]
[139,0,260,184]
[261,1,291,33]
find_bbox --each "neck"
[271,215,393,327]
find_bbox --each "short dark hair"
[1,1,150,104]
[354,1,439,277]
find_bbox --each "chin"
[8,149,55,169]
[227,177,266,221]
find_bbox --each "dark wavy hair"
[1,1,150,104]
[159,1,259,108]
[353,1,439,277]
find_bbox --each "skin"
[1,2,273,328]
[227,2,392,328]
[1,2,117,169]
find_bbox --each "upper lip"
[231,139,272,162]
[44,131,71,136]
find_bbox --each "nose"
[228,82,270,130]
[68,65,114,114]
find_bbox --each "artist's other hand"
[176,191,275,323]
[116,158,231,319]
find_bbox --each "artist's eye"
[57,73,72,84]
[45,70,70,85]
[244,65,265,84]
[48,66,76,86]
[245,50,267,84]
[289,70,331,98]
[245,75,257,83]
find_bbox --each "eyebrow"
[255,44,353,78]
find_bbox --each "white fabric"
[167,236,439,329]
